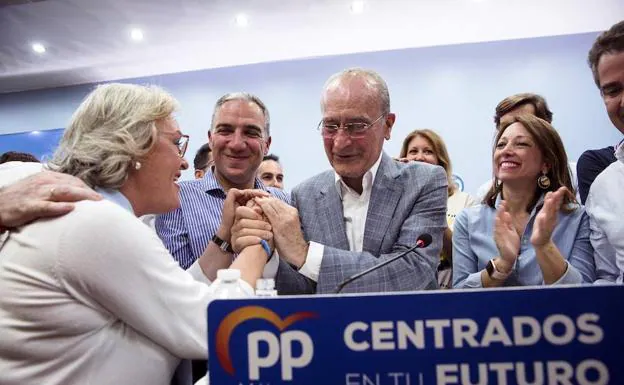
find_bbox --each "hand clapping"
[531,187,569,248]
[493,200,520,270]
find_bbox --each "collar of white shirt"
[334,152,383,198]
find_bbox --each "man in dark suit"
[234,68,447,294]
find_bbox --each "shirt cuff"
[187,260,213,286]
[297,241,324,282]
[460,271,485,288]
[549,261,581,285]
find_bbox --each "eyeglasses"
[176,135,190,157]
[317,114,385,139]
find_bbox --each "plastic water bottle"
[255,278,278,297]
[209,269,251,299]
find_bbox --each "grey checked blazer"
[276,153,448,294]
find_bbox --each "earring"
[537,172,551,190]
[134,161,142,171]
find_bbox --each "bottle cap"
[256,278,275,290]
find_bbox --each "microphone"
[335,233,433,293]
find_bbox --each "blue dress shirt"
[452,194,595,288]
[155,170,290,269]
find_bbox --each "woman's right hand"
[493,201,519,271]
[230,203,273,255]
[216,188,269,242]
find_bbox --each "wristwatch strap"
[211,234,234,253]
[486,258,511,280]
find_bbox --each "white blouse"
[0,199,216,385]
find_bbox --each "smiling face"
[493,122,547,187]
[128,116,188,216]
[597,50,624,135]
[321,77,394,189]
[209,99,271,190]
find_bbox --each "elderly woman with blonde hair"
[398,129,477,288]
[0,83,272,385]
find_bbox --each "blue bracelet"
[260,240,272,260]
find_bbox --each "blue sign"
[208,286,623,385]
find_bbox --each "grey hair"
[210,92,271,137]
[321,68,391,115]
[49,83,178,188]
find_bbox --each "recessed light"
[235,13,249,27]
[30,130,41,135]
[31,43,46,54]
[130,28,144,41]
[350,0,365,13]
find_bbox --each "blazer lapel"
[363,154,402,256]
[317,179,350,250]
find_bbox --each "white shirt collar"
[334,152,383,198]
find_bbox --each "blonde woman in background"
[398,129,477,288]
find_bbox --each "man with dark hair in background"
[192,143,212,179]
[585,20,624,283]
[257,153,284,189]
[492,93,553,130]
[0,151,39,164]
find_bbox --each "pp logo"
[215,306,318,381]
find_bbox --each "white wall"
[0,32,621,194]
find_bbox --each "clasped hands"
[224,193,309,269]
[493,187,571,273]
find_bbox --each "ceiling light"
[350,0,365,13]
[31,43,46,54]
[130,28,144,41]
[235,14,249,27]
[30,130,41,135]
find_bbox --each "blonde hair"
[50,83,178,188]
[399,129,455,196]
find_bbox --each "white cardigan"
[0,198,220,385]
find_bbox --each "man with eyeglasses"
[235,68,447,294]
